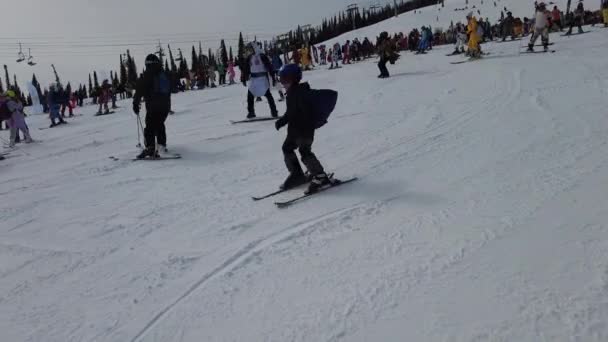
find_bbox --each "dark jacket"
[276,82,315,138]
[240,53,273,82]
[133,64,171,114]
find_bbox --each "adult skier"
[501,12,516,40]
[551,6,563,31]
[566,1,585,35]
[96,80,111,115]
[528,2,551,51]
[452,24,467,54]
[48,84,67,127]
[240,43,278,119]
[274,64,331,193]
[132,54,172,159]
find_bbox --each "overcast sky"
[1,0,389,89]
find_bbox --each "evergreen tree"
[113,71,119,88]
[93,71,100,89]
[126,50,138,86]
[88,74,93,97]
[237,32,245,59]
[4,65,11,89]
[165,60,170,73]
[13,75,21,97]
[32,73,43,99]
[229,46,234,63]
[65,82,72,96]
[0,77,3,93]
[119,56,128,87]
[191,46,199,72]
[220,39,228,66]
[168,45,178,74]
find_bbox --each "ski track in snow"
[2,2,608,341]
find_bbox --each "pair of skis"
[230,116,278,124]
[252,175,358,208]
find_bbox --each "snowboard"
[230,117,279,124]
[521,49,556,54]
[95,111,116,116]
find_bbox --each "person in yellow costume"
[300,45,311,70]
[602,0,608,27]
[466,12,482,58]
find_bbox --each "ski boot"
[104,109,110,115]
[137,148,159,160]
[306,173,332,194]
[246,112,256,119]
[280,172,309,190]
[527,44,534,52]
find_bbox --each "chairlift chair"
[27,49,36,66]
[16,43,25,63]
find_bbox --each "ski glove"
[133,103,140,115]
[275,118,285,131]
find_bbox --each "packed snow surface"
[2,12,608,342]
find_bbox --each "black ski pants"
[144,111,169,149]
[247,89,277,116]
[282,134,324,176]
[378,57,389,77]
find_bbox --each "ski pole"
[136,114,142,148]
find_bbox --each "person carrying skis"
[48,84,67,127]
[4,90,33,147]
[133,54,172,159]
[466,12,482,58]
[240,42,278,119]
[528,2,551,51]
[274,64,332,193]
[566,1,585,35]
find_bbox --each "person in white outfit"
[528,2,551,52]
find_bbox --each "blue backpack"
[154,72,171,95]
[308,89,338,129]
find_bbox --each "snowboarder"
[377,31,397,78]
[274,64,331,193]
[240,43,278,119]
[132,54,172,159]
[4,90,33,147]
[528,2,551,51]
[566,1,585,35]
[466,12,482,58]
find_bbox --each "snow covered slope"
[2,23,608,342]
[321,0,580,46]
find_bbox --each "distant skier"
[96,80,111,115]
[240,42,278,119]
[227,60,236,85]
[528,2,551,51]
[274,64,332,193]
[377,31,397,78]
[551,6,563,31]
[48,84,67,127]
[271,50,285,101]
[566,1,585,35]
[501,12,516,40]
[452,24,467,54]
[133,54,172,159]
[4,90,33,147]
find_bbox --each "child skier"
[227,61,236,85]
[4,90,33,147]
[528,2,551,51]
[274,64,332,193]
[466,12,482,58]
[133,54,172,159]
